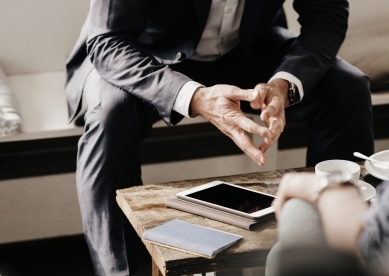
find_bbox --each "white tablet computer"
[176,181,276,220]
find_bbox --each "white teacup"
[315,159,361,183]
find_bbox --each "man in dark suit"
[66,0,374,274]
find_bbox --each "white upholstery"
[0,65,21,137]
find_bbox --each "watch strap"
[312,171,360,204]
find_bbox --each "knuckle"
[229,85,239,94]
[254,84,263,90]
[222,112,239,125]
[220,123,231,134]
[221,113,231,123]
[238,140,248,151]
[246,123,254,133]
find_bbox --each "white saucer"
[364,150,389,181]
[357,180,376,201]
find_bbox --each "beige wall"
[1,0,389,75]
[0,0,89,74]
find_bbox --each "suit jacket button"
[175,52,182,60]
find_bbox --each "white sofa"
[0,0,388,244]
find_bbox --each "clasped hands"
[190,79,289,166]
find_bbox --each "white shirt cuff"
[173,81,204,118]
[269,71,304,106]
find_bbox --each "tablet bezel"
[176,181,276,220]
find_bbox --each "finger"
[262,109,285,145]
[268,117,285,139]
[259,132,280,153]
[272,197,285,220]
[253,84,272,106]
[254,83,271,95]
[259,122,283,152]
[261,96,283,121]
[271,173,294,219]
[229,129,267,165]
[258,140,273,153]
[276,173,320,205]
[279,173,297,188]
[251,88,270,112]
[228,113,273,139]
[250,100,261,110]
[223,88,261,103]
[259,124,282,152]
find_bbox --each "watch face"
[288,82,300,103]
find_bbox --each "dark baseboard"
[0,122,242,180]
[0,234,95,276]
[141,122,242,164]
[0,234,150,276]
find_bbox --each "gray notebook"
[142,219,242,258]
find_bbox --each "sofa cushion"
[338,20,389,92]
[0,65,22,137]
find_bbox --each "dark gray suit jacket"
[65,0,349,125]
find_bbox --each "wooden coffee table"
[116,163,377,276]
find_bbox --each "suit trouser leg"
[77,69,155,275]
[284,57,375,166]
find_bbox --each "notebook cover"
[142,219,242,258]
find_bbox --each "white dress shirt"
[172,0,303,118]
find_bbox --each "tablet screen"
[185,183,274,214]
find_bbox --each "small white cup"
[315,159,361,183]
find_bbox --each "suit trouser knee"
[76,69,153,275]
[285,58,374,166]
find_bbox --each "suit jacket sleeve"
[86,0,191,125]
[274,0,349,94]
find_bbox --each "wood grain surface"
[117,163,377,276]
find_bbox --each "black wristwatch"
[287,81,300,105]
